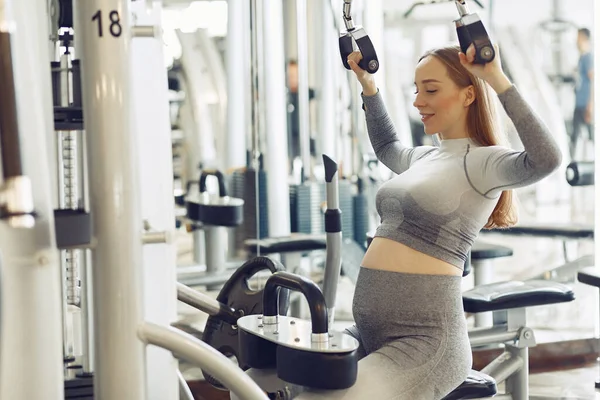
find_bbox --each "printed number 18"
[91,10,122,38]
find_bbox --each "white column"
[594,0,600,342]
[74,0,146,398]
[226,0,248,170]
[0,0,64,399]
[130,2,178,400]
[362,0,385,98]
[295,0,311,177]
[360,0,385,156]
[262,0,291,236]
[314,0,337,159]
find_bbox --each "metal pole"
[316,0,337,160]
[205,227,227,277]
[296,0,311,180]
[74,1,146,398]
[249,0,264,247]
[138,322,269,400]
[130,3,179,398]
[0,0,64,397]
[226,0,247,170]
[178,370,194,400]
[263,0,291,237]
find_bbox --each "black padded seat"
[65,376,94,399]
[578,267,600,288]
[471,240,513,260]
[463,280,575,313]
[244,234,327,255]
[442,369,497,400]
[490,222,594,239]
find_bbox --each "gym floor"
[176,180,599,399]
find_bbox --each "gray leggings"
[293,267,472,400]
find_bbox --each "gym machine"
[0,0,65,398]
[0,0,275,398]
[339,0,380,74]
[402,0,494,65]
[183,169,245,289]
[454,0,495,64]
[568,161,599,390]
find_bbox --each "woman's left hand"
[459,44,512,93]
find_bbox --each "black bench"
[244,234,327,255]
[489,222,594,240]
[577,267,600,389]
[442,370,497,400]
[463,280,575,313]
[460,279,575,399]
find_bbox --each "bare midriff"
[361,237,463,276]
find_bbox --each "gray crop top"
[363,85,562,269]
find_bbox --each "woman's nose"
[413,93,426,108]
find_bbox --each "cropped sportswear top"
[362,85,562,269]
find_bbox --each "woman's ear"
[464,85,476,107]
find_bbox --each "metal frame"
[0,0,64,398]
[472,259,495,327]
[468,307,536,400]
[72,1,269,398]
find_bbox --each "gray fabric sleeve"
[361,90,436,175]
[465,85,563,198]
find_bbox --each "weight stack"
[289,183,298,232]
[339,179,354,240]
[353,179,370,247]
[231,168,269,253]
[293,182,325,234]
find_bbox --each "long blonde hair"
[419,45,517,229]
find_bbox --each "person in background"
[570,27,594,159]
[286,59,316,167]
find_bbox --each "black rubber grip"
[354,36,379,74]
[199,169,227,197]
[339,35,353,70]
[324,209,342,233]
[263,271,328,334]
[0,32,23,178]
[456,25,472,55]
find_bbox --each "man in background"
[570,27,594,159]
[286,60,315,166]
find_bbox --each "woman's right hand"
[347,51,377,95]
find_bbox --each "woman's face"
[413,55,472,138]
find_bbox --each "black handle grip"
[199,169,227,197]
[566,161,595,186]
[263,271,328,334]
[339,35,353,70]
[456,25,472,55]
[339,32,379,74]
[217,256,290,317]
[456,17,495,65]
[354,36,379,74]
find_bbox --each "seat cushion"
[441,369,497,400]
[244,234,327,254]
[471,240,513,260]
[490,222,594,239]
[463,280,575,313]
[578,267,600,288]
